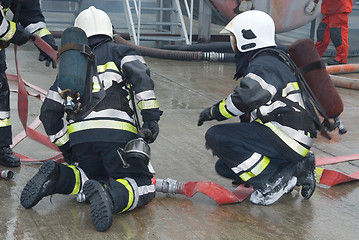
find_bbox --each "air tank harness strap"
[256,100,315,137]
[57,43,94,60]
[299,60,326,75]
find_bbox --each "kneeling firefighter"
[20,6,162,232]
[198,10,324,205]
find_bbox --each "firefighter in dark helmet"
[198,10,317,206]
[0,0,57,167]
[21,6,162,232]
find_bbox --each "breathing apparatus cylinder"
[57,27,91,112]
[288,39,344,119]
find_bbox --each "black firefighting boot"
[83,180,114,232]
[295,151,316,199]
[21,160,59,209]
[250,167,297,206]
[0,146,20,167]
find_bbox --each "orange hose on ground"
[330,74,359,90]
[326,64,359,74]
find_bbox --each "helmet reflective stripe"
[74,6,113,38]
[220,10,276,52]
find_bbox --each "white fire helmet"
[74,6,113,38]
[220,10,276,53]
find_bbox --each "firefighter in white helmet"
[21,6,162,232]
[198,10,318,205]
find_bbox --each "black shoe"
[83,180,113,232]
[20,160,59,209]
[250,169,297,206]
[296,151,316,199]
[327,59,344,66]
[0,146,20,167]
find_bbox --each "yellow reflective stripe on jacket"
[67,120,138,134]
[97,62,120,73]
[282,82,299,97]
[137,99,159,110]
[33,28,51,38]
[256,119,309,157]
[116,178,134,212]
[54,132,70,147]
[219,99,233,119]
[92,81,101,93]
[67,165,81,195]
[0,118,11,127]
[0,21,16,41]
[239,156,270,181]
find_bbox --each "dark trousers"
[72,141,152,181]
[205,122,299,188]
[0,55,12,146]
[55,141,155,212]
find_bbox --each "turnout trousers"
[0,49,11,147]
[54,142,156,213]
[315,13,350,63]
[205,122,302,189]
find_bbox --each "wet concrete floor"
[1,40,359,239]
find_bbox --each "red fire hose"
[153,154,359,204]
[9,35,64,163]
[152,178,254,204]
[316,154,359,186]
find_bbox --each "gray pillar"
[198,0,212,43]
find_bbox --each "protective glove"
[142,121,159,143]
[35,30,58,68]
[198,107,214,126]
[7,23,34,46]
[304,1,317,15]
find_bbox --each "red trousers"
[315,13,349,63]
